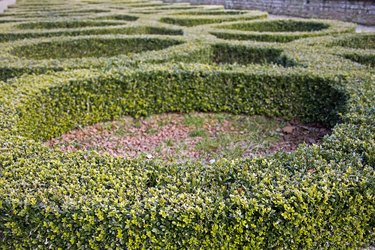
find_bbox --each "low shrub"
[11,37,184,59]
[0,1,373,249]
[219,19,329,32]
[160,11,267,27]
[211,19,355,42]
[0,66,373,249]
[211,43,297,66]
[0,26,183,42]
[17,20,127,29]
[328,33,375,50]
[343,53,375,67]
[94,14,139,21]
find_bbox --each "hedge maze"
[0,0,374,248]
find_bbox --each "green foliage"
[0,0,374,249]
[0,26,183,42]
[211,43,296,66]
[343,53,375,67]
[160,11,267,27]
[328,33,375,50]
[11,37,184,59]
[17,20,127,29]
[94,14,139,21]
[211,19,355,42]
[13,65,347,140]
[221,19,330,32]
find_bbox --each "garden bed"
[0,0,373,249]
[47,113,330,164]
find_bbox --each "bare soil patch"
[46,113,330,164]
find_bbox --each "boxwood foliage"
[0,65,374,249]
[211,43,297,67]
[16,20,128,29]
[0,26,183,42]
[301,33,375,68]
[160,10,267,27]
[0,0,374,249]
[11,65,346,140]
[11,36,185,59]
[210,19,356,43]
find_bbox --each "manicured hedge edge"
[0,65,374,249]
[0,25,184,42]
[210,19,356,42]
[300,33,375,68]
[10,65,346,140]
[160,11,267,26]
[0,1,374,248]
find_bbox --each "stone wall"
[163,0,375,25]
[0,0,16,13]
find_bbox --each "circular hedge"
[16,20,127,29]
[10,36,184,59]
[211,19,356,42]
[0,0,374,249]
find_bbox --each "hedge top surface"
[217,19,330,32]
[0,0,374,248]
[210,18,356,42]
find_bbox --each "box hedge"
[210,19,356,43]
[0,0,374,249]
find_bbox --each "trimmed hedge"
[160,11,267,27]
[304,33,375,68]
[0,26,183,42]
[16,20,127,29]
[93,14,139,21]
[328,33,375,50]
[343,53,375,67]
[219,19,330,32]
[211,43,297,67]
[0,0,374,249]
[12,65,346,140]
[11,37,184,59]
[0,65,374,249]
[211,19,356,42]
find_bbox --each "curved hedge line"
[16,20,127,29]
[0,0,374,248]
[0,26,183,42]
[12,65,346,140]
[160,10,267,27]
[0,65,374,248]
[211,19,355,42]
[10,36,184,59]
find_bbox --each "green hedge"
[12,65,346,140]
[0,26,183,42]
[328,33,375,50]
[211,43,297,66]
[0,66,374,248]
[219,19,330,32]
[211,19,355,43]
[160,11,267,27]
[343,53,375,67]
[304,33,375,68]
[11,37,184,59]
[16,20,127,29]
[0,0,374,248]
[94,14,139,21]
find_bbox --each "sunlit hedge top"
[0,0,374,248]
